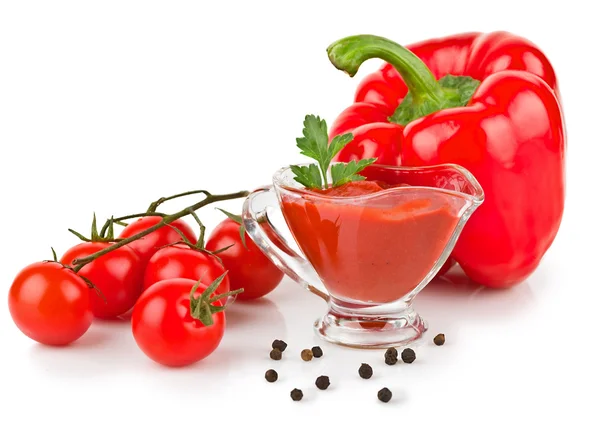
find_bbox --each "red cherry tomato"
[143,244,230,296]
[61,242,144,319]
[206,219,284,301]
[118,216,197,265]
[8,262,93,346]
[132,278,225,367]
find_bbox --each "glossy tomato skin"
[118,216,197,265]
[206,219,284,301]
[132,278,225,367]
[61,242,144,319]
[143,245,230,296]
[8,262,93,346]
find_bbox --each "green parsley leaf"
[296,115,328,161]
[290,164,323,189]
[291,114,377,190]
[295,115,334,184]
[331,158,377,187]
[328,132,354,161]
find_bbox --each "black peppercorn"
[315,375,330,390]
[265,369,278,383]
[301,349,313,361]
[311,346,323,358]
[272,339,287,352]
[385,347,398,358]
[385,354,398,365]
[358,363,373,379]
[377,387,392,403]
[384,347,398,365]
[401,348,416,363]
[290,388,303,401]
[270,348,282,360]
[433,333,445,346]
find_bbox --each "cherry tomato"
[118,216,197,265]
[8,261,93,346]
[61,242,144,319]
[143,244,230,296]
[206,219,284,300]
[132,278,225,367]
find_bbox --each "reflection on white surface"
[416,267,536,328]
[6,254,592,426]
[24,268,537,379]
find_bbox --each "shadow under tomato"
[29,328,112,351]
[25,296,286,381]
[27,319,141,378]
[141,341,240,373]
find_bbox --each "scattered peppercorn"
[433,333,445,346]
[359,363,373,379]
[384,354,398,365]
[401,348,416,363]
[315,375,330,390]
[290,388,303,401]
[385,347,398,359]
[272,339,287,352]
[270,348,282,360]
[377,387,392,403]
[265,369,278,383]
[301,349,313,361]
[311,346,323,358]
[384,347,398,365]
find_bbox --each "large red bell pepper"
[327,33,565,288]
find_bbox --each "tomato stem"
[188,272,243,326]
[147,190,211,213]
[187,210,206,248]
[99,212,167,237]
[71,190,249,272]
[79,274,108,303]
[210,288,244,305]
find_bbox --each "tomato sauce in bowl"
[244,163,484,347]
[280,179,465,304]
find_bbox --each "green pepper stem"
[326,35,445,104]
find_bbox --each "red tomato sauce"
[281,181,459,304]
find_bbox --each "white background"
[0,1,598,428]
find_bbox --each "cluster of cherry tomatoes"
[8,210,283,367]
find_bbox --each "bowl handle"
[242,187,330,302]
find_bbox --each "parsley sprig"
[290,114,377,189]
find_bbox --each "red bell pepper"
[327,33,565,288]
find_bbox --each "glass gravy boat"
[243,163,484,348]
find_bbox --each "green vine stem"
[189,272,245,326]
[187,210,206,248]
[100,212,167,236]
[147,190,211,213]
[71,190,249,272]
[99,212,167,237]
